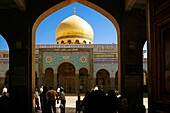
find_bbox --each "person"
[59,87,66,113]
[35,87,41,112]
[106,89,119,113]
[80,91,90,113]
[88,86,106,113]
[118,98,130,113]
[46,86,58,113]
[40,86,52,113]
[40,86,43,93]
[2,86,8,95]
[135,103,146,113]
[56,87,60,104]
[0,89,11,113]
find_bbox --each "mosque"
[1,0,169,112]
[0,12,147,94]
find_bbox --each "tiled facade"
[0,44,147,93]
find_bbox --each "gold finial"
[73,7,76,15]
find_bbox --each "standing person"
[46,86,58,113]
[0,88,11,113]
[80,91,90,113]
[40,86,43,93]
[106,89,119,113]
[2,86,8,95]
[40,86,52,113]
[118,98,130,113]
[59,87,66,113]
[93,88,107,113]
[35,88,41,112]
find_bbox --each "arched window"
[68,40,71,44]
[75,40,79,44]
[83,40,86,44]
[61,40,64,44]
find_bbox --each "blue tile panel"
[42,52,89,73]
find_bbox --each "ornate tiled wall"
[0,63,9,77]
[42,52,90,73]
[94,63,118,77]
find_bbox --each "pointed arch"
[44,68,54,87]
[96,69,110,92]
[57,62,76,93]
[79,67,89,93]
[32,0,121,94]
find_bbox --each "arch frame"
[32,0,121,94]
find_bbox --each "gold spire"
[73,7,76,15]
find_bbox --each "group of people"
[35,86,66,113]
[80,87,146,113]
[80,88,120,113]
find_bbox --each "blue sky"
[36,2,117,44]
[0,36,9,50]
[0,2,147,57]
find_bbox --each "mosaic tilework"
[94,63,118,78]
[0,63,9,77]
[42,52,89,73]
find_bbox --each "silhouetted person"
[90,88,107,113]
[81,91,91,113]
[40,86,52,113]
[136,103,146,113]
[46,86,58,113]
[59,87,66,113]
[0,91,11,113]
[106,89,119,113]
[2,86,8,94]
[118,98,130,113]
[87,88,95,113]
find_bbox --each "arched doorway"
[96,69,110,92]
[32,0,121,111]
[79,68,88,93]
[32,0,121,93]
[58,62,76,93]
[44,68,54,87]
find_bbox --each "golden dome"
[56,14,94,44]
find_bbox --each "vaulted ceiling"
[0,0,26,11]
[0,0,145,11]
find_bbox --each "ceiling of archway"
[0,0,26,11]
[0,0,145,11]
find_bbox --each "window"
[83,40,86,44]
[68,40,71,44]
[3,54,9,58]
[75,40,79,44]
[61,40,64,44]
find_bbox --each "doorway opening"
[32,0,120,111]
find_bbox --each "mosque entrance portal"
[96,69,110,92]
[79,68,89,93]
[58,62,76,93]
[44,68,54,87]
